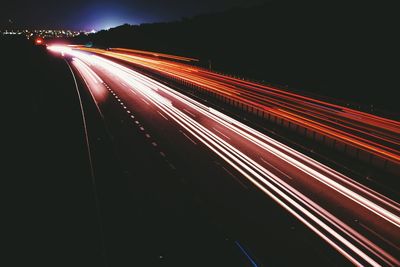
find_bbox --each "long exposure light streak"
[48,46,400,266]
[75,47,400,166]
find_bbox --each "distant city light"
[0,29,82,39]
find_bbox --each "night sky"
[1,0,266,30]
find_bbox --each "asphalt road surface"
[46,46,400,266]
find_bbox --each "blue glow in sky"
[1,0,266,30]
[70,3,145,31]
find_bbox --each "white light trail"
[52,46,400,266]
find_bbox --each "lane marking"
[168,163,176,170]
[179,130,197,145]
[183,108,196,118]
[141,98,150,105]
[260,157,293,180]
[358,221,399,250]
[222,166,248,189]
[157,111,169,121]
[213,127,231,140]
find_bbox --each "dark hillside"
[74,0,399,113]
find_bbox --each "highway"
[48,46,400,266]
[75,47,400,168]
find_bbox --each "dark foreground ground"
[3,37,106,266]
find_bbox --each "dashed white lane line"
[212,127,231,140]
[141,98,150,105]
[157,111,169,121]
[358,221,398,249]
[221,166,248,189]
[260,157,293,180]
[167,162,176,170]
[130,90,137,95]
[105,83,176,173]
[183,108,196,118]
[179,130,197,145]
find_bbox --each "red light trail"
[75,47,400,168]
[48,46,400,266]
